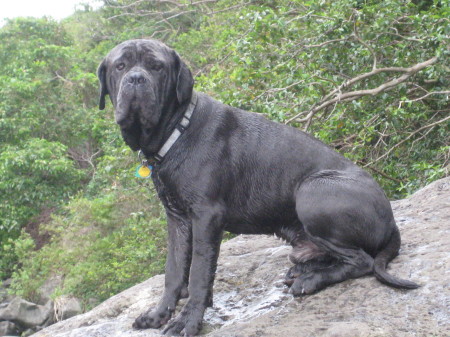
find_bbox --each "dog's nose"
[127,72,146,85]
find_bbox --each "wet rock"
[33,177,450,337]
[0,298,53,329]
[0,321,19,336]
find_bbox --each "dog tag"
[135,164,152,178]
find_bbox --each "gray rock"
[0,298,53,329]
[33,177,450,337]
[37,275,63,305]
[1,279,12,288]
[54,296,82,321]
[21,328,35,337]
[0,290,7,304]
[0,321,19,336]
[323,321,388,337]
[0,279,13,303]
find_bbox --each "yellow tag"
[135,165,151,178]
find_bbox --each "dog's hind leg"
[291,170,394,295]
[289,239,374,295]
[283,235,338,286]
[284,254,337,287]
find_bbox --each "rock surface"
[0,321,19,336]
[37,275,63,305]
[33,177,450,337]
[0,298,53,330]
[54,296,83,321]
[0,280,13,304]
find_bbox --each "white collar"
[153,91,198,162]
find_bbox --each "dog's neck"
[140,91,197,162]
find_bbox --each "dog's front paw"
[162,307,203,336]
[132,307,173,330]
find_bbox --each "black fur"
[98,39,419,336]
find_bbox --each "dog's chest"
[151,170,190,215]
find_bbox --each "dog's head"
[97,39,194,151]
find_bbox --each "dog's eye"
[151,62,163,71]
[116,63,126,71]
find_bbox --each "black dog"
[98,39,418,336]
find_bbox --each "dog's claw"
[133,307,173,330]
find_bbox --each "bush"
[9,189,166,306]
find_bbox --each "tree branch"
[405,90,450,102]
[359,163,404,183]
[285,56,438,128]
[105,0,252,20]
[365,114,450,167]
[304,38,348,48]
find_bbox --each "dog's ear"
[173,51,194,104]
[97,59,109,110]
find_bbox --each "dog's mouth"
[116,92,140,126]
[119,106,142,151]
[115,79,161,152]
[117,98,161,152]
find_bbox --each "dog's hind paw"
[132,307,173,330]
[289,271,322,296]
[284,265,301,287]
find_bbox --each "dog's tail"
[373,225,420,289]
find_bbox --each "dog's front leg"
[133,211,192,330]
[163,205,224,336]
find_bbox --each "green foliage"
[0,235,35,280]
[0,139,85,233]
[9,190,166,305]
[0,16,111,278]
[0,18,97,146]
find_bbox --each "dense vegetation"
[0,0,448,307]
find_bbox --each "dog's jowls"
[98,39,419,336]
